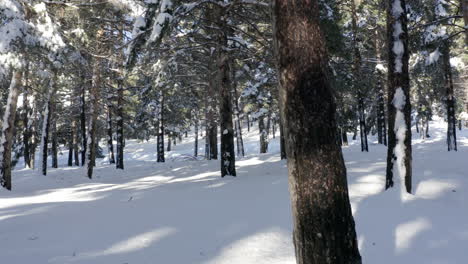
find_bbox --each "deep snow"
[1,117,467,264]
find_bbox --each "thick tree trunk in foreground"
[273,1,362,263]
[0,70,23,190]
[385,0,412,193]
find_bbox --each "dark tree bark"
[157,91,165,162]
[167,132,172,151]
[116,77,124,169]
[273,1,362,263]
[259,116,269,153]
[279,117,287,159]
[0,70,22,190]
[80,73,87,166]
[87,59,100,179]
[107,102,116,163]
[377,84,387,145]
[68,120,74,166]
[194,115,199,157]
[385,0,412,193]
[442,43,457,151]
[216,7,236,177]
[342,129,349,146]
[41,73,57,176]
[22,64,32,168]
[51,119,58,168]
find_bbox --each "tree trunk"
[279,117,287,159]
[259,115,268,153]
[22,64,32,168]
[41,73,57,176]
[116,77,124,169]
[377,87,386,145]
[385,0,412,193]
[86,59,100,179]
[216,7,236,177]
[80,75,87,166]
[0,70,22,190]
[167,131,172,152]
[107,102,116,163]
[68,120,75,166]
[342,129,349,146]
[194,115,199,157]
[273,1,362,263]
[157,91,165,162]
[51,119,58,168]
[442,43,457,151]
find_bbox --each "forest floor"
[1,117,467,264]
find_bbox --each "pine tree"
[273,0,362,262]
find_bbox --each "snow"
[1,119,468,263]
[426,48,440,65]
[392,87,407,193]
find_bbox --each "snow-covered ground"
[1,117,467,264]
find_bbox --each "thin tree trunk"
[68,120,74,166]
[167,131,172,152]
[442,43,457,151]
[41,73,57,176]
[385,0,412,193]
[51,119,58,168]
[22,64,31,168]
[194,116,199,157]
[279,117,287,159]
[463,0,468,45]
[273,1,362,262]
[107,102,116,163]
[80,74,87,166]
[86,59,100,179]
[342,129,349,146]
[116,77,124,169]
[259,116,268,153]
[0,70,22,190]
[157,91,165,162]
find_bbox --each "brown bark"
[273,1,361,263]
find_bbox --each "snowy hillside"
[1,118,467,264]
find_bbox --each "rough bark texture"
[0,70,22,190]
[385,0,412,193]
[273,1,362,263]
